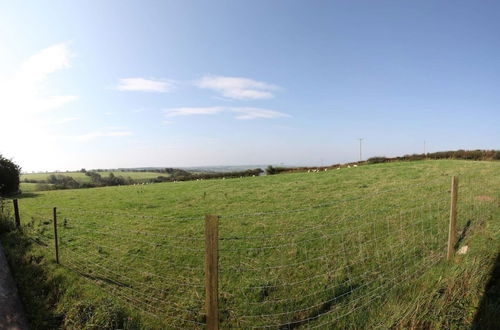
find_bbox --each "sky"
[0,1,499,172]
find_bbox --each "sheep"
[353,164,358,168]
[324,169,327,172]
[337,167,340,170]
[347,165,351,168]
[308,170,311,173]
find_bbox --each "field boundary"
[0,174,497,328]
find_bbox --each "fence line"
[0,174,497,328]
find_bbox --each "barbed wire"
[59,231,204,272]
[218,197,447,255]
[64,219,205,253]
[246,253,441,328]
[218,190,446,242]
[305,253,442,329]
[63,248,205,322]
[64,217,205,241]
[240,229,443,304]
[60,237,204,288]
[3,174,495,329]
[64,257,204,329]
[59,207,204,222]
[218,176,449,219]
[221,212,440,274]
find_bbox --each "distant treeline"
[86,168,176,174]
[367,149,500,164]
[23,168,264,191]
[151,168,263,183]
[266,149,500,175]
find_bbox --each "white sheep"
[324,169,327,172]
[353,164,358,167]
[347,165,351,168]
[308,170,311,173]
[337,167,340,170]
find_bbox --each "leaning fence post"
[13,199,21,228]
[204,214,219,330]
[53,207,60,264]
[447,176,459,261]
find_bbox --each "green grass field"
[1,160,499,329]
[21,171,164,183]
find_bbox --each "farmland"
[1,160,499,329]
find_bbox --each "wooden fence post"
[53,207,60,264]
[13,199,20,229]
[447,176,459,261]
[204,214,219,330]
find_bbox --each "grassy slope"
[1,160,499,329]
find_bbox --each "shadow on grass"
[472,250,500,329]
[0,218,64,329]
[454,219,472,249]
[278,279,359,330]
[63,264,131,288]
[16,192,41,199]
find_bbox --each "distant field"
[21,171,164,183]
[2,160,499,329]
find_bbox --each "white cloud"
[17,43,73,85]
[0,42,77,116]
[164,107,225,117]
[75,130,133,142]
[231,107,290,120]
[116,78,175,93]
[0,42,78,170]
[196,75,280,100]
[164,106,290,120]
[53,117,79,125]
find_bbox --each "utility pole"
[424,140,426,155]
[357,138,364,161]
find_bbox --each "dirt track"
[0,241,29,330]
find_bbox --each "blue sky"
[0,1,499,172]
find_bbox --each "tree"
[0,155,21,196]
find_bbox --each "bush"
[266,166,287,175]
[47,174,81,190]
[0,155,21,196]
[367,157,389,164]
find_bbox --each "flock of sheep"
[307,164,358,173]
[132,165,359,188]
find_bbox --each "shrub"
[47,174,81,190]
[266,166,288,175]
[0,155,21,196]
[367,157,389,164]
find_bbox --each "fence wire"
[0,173,498,329]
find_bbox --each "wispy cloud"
[0,43,78,167]
[164,107,225,117]
[116,78,175,93]
[53,117,79,125]
[195,75,281,100]
[164,106,290,120]
[0,42,78,115]
[75,130,133,142]
[231,107,290,120]
[17,43,73,85]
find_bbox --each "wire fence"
[0,174,498,329]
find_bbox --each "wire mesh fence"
[0,174,498,329]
